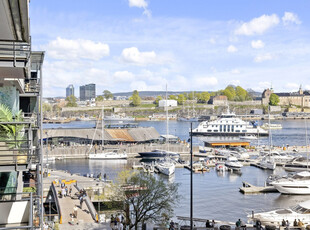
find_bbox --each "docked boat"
[89,149,127,160]
[239,135,257,140]
[104,114,135,122]
[271,171,310,194]
[260,151,294,164]
[178,116,199,122]
[156,158,175,176]
[283,157,310,172]
[258,157,276,170]
[248,200,310,226]
[191,111,268,136]
[225,156,243,169]
[138,149,180,159]
[215,162,227,171]
[261,123,283,130]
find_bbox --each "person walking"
[80,196,84,209]
[69,186,72,197]
[73,205,78,218]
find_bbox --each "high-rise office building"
[80,83,96,101]
[66,84,74,97]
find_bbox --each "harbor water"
[47,119,310,223]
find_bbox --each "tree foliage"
[95,95,104,101]
[197,92,210,103]
[65,95,77,107]
[168,95,177,100]
[130,90,141,107]
[235,86,248,101]
[103,90,113,100]
[269,93,280,106]
[177,94,186,105]
[110,171,180,230]
[154,96,162,106]
[42,103,52,112]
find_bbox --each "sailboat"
[258,106,276,170]
[178,92,198,122]
[88,107,128,160]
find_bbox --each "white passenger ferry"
[191,112,268,136]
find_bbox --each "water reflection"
[273,194,310,208]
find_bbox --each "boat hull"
[191,131,269,136]
[88,153,128,160]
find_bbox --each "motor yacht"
[283,157,310,172]
[239,135,258,140]
[138,149,180,159]
[248,200,310,226]
[156,158,175,176]
[225,156,243,169]
[215,162,227,171]
[261,123,283,130]
[271,171,310,194]
[260,151,295,164]
[258,157,276,170]
[191,111,268,136]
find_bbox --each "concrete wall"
[0,201,30,225]
[228,101,261,106]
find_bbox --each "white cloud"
[113,71,135,82]
[285,83,299,91]
[128,0,151,18]
[231,69,240,74]
[305,85,310,90]
[235,14,280,36]
[229,80,240,86]
[251,40,265,49]
[44,37,109,60]
[282,12,301,25]
[254,53,273,63]
[194,76,218,88]
[252,81,272,92]
[227,45,238,53]
[121,47,158,65]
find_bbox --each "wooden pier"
[239,181,278,194]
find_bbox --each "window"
[224,125,226,132]
[220,125,222,132]
[227,125,230,132]
[232,125,234,132]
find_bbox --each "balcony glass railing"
[0,41,31,62]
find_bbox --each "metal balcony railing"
[0,41,31,67]
[24,78,40,93]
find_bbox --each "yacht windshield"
[292,205,310,214]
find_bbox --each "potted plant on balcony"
[0,104,26,163]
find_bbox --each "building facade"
[80,83,96,101]
[262,87,310,108]
[66,84,74,97]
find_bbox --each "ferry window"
[207,130,212,132]
[236,130,240,132]
[220,125,222,131]
[224,125,226,132]
[232,125,234,132]
[242,130,246,132]
[214,130,218,132]
[227,125,230,132]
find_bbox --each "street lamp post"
[190,123,193,230]
[45,132,48,176]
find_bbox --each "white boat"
[239,135,257,140]
[156,159,175,176]
[225,156,243,169]
[89,107,128,160]
[104,114,135,122]
[89,149,127,160]
[248,200,310,226]
[192,111,268,136]
[215,162,227,171]
[284,157,310,172]
[138,149,180,159]
[271,171,310,194]
[258,157,276,170]
[261,123,283,130]
[178,116,199,122]
[260,151,294,164]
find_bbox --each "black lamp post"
[190,122,193,230]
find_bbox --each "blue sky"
[29,0,310,97]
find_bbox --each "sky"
[29,0,310,97]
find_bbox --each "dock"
[239,181,278,194]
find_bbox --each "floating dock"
[239,181,278,194]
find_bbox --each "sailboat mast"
[166,84,169,150]
[102,106,104,150]
[268,105,271,154]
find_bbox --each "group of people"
[110,213,125,230]
[78,189,87,209]
[60,183,72,198]
[282,219,305,229]
[206,220,216,228]
[97,172,107,181]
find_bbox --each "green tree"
[103,90,113,100]
[111,171,180,230]
[222,86,236,101]
[65,95,77,107]
[129,90,141,107]
[269,93,280,106]
[235,86,248,101]
[95,95,104,101]
[0,104,24,148]
[177,94,186,105]
[154,96,162,106]
[168,95,177,100]
[42,103,52,112]
[197,92,210,103]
